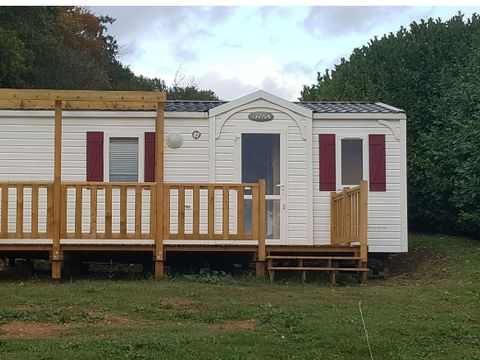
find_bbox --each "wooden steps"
[266,253,368,285]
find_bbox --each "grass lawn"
[0,233,479,359]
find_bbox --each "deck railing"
[0,182,54,239]
[330,180,368,262]
[60,182,157,240]
[164,183,263,240]
[0,180,266,244]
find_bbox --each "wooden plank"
[51,100,63,279]
[75,185,82,238]
[105,185,112,239]
[222,186,229,239]
[236,186,244,239]
[154,103,165,277]
[359,180,368,263]
[268,266,368,272]
[135,185,142,238]
[251,185,259,241]
[178,186,185,238]
[120,185,127,238]
[0,89,166,103]
[342,187,351,243]
[208,185,214,239]
[163,185,170,240]
[46,185,54,238]
[1,184,8,238]
[16,184,24,238]
[330,192,337,245]
[60,186,67,238]
[192,185,200,238]
[257,180,266,263]
[266,256,362,260]
[31,185,39,238]
[150,186,157,239]
[90,185,97,239]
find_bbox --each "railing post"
[359,180,368,284]
[256,179,266,277]
[52,100,63,280]
[342,187,351,243]
[330,192,337,244]
[154,102,165,278]
[359,181,368,261]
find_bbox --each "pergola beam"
[0,89,166,111]
[0,89,165,103]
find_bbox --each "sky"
[91,6,479,101]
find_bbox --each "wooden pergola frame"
[0,89,167,278]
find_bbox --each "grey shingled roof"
[165,100,403,113]
[295,102,403,113]
[165,100,227,112]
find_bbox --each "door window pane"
[242,198,280,240]
[266,199,280,239]
[109,138,139,182]
[341,139,363,185]
[242,134,280,195]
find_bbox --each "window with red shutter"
[319,134,336,191]
[86,132,104,181]
[369,134,386,191]
[144,132,155,182]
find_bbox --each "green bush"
[301,13,480,238]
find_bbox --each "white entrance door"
[239,132,286,243]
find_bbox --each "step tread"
[266,255,362,260]
[268,266,369,272]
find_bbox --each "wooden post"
[359,180,368,284]
[51,100,62,280]
[256,179,266,277]
[330,192,337,244]
[342,187,350,243]
[154,102,165,278]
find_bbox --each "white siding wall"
[312,118,406,252]
[214,99,309,245]
[0,111,210,236]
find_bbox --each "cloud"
[303,6,411,37]
[261,77,298,100]
[90,6,236,64]
[281,61,312,76]
[196,71,258,101]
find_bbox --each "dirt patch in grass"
[208,319,256,330]
[0,321,73,338]
[388,249,446,280]
[97,315,130,327]
[165,298,203,309]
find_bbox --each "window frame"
[104,131,145,182]
[336,135,369,189]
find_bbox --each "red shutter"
[319,134,336,191]
[86,132,104,181]
[369,134,386,191]
[144,132,155,182]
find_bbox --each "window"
[109,137,139,182]
[341,138,363,185]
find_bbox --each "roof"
[165,100,227,112]
[165,100,404,113]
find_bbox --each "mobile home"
[0,89,407,281]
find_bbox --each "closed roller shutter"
[109,137,139,182]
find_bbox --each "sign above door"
[248,111,274,122]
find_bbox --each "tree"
[0,6,220,100]
[301,13,480,238]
